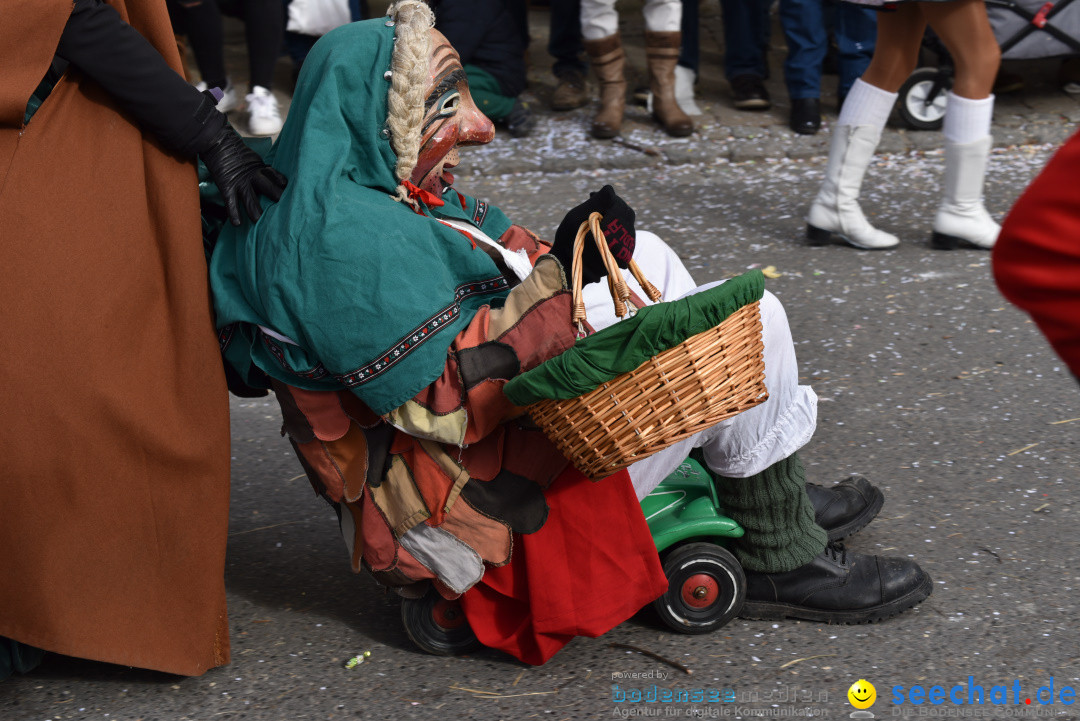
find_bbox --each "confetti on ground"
[779,654,835,669]
[761,265,782,279]
[1006,443,1040,456]
[344,651,371,669]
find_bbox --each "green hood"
[209,18,512,415]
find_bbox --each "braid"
[385,0,433,204]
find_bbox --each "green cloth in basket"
[503,270,765,406]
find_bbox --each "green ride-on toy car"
[401,457,748,655]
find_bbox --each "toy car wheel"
[653,542,746,635]
[898,67,948,131]
[401,588,482,656]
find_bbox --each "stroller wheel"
[401,587,482,656]
[898,67,949,131]
[653,542,746,634]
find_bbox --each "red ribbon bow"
[400,180,445,208]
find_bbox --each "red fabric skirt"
[460,467,668,665]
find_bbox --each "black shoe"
[505,99,536,138]
[789,97,821,135]
[741,543,933,624]
[730,74,771,110]
[805,475,884,542]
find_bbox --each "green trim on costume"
[464,64,515,122]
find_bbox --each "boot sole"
[825,486,885,543]
[807,224,898,250]
[739,571,933,624]
[659,124,693,137]
[733,100,771,111]
[931,231,993,250]
[806,224,832,246]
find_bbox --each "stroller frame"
[898,0,1080,130]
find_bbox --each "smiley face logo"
[848,680,877,709]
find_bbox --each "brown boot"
[645,31,693,137]
[583,33,626,139]
[551,68,588,111]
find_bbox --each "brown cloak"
[0,0,231,676]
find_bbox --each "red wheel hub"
[680,573,719,608]
[431,598,466,629]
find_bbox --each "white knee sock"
[580,0,618,40]
[643,0,682,32]
[943,92,995,144]
[837,78,898,129]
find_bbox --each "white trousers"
[582,231,819,500]
[581,0,682,40]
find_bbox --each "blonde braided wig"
[385,0,434,205]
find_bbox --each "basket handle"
[570,213,663,333]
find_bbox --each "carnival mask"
[410,30,495,195]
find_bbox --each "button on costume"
[210,1,931,664]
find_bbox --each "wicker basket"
[526,213,769,480]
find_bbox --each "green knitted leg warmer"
[707,453,828,573]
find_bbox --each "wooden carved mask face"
[409,29,496,195]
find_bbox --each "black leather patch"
[270,380,316,443]
[456,342,521,390]
[364,423,396,489]
[460,470,549,534]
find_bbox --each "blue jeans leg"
[550,0,586,76]
[835,3,876,97]
[680,0,700,73]
[720,0,771,80]
[779,0,827,100]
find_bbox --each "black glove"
[550,185,636,285]
[200,124,288,226]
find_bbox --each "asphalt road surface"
[4,143,1079,721]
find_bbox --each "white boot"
[807,125,899,250]
[931,136,999,249]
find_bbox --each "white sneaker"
[674,65,703,116]
[246,86,283,136]
[195,80,239,113]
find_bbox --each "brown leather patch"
[324,423,369,504]
[441,498,512,567]
[371,456,430,536]
[293,438,345,502]
[359,487,397,572]
[290,386,351,441]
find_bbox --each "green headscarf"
[209,18,513,415]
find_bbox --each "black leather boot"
[805,475,884,542]
[741,543,932,624]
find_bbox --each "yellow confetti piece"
[1006,442,1040,456]
[761,265,782,279]
[780,654,835,669]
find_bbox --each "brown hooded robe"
[0,0,232,676]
